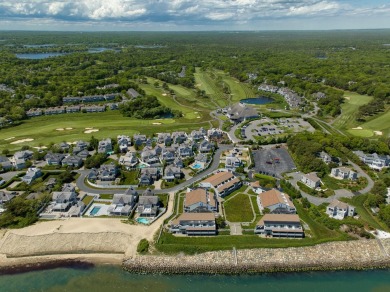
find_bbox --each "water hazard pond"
[240,97,273,105]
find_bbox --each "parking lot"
[253,147,296,178]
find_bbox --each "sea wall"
[123,239,390,274]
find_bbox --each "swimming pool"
[90,206,101,216]
[137,218,150,224]
[191,162,204,170]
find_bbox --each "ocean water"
[0,265,390,292]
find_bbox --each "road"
[288,161,374,206]
[76,145,233,195]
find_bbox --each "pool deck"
[86,203,110,217]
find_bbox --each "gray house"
[108,188,138,216]
[163,166,183,182]
[137,189,160,217]
[139,167,160,185]
[52,191,77,211]
[62,155,83,168]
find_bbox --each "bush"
[137,239,149,254]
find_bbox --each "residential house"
[254,214,304,238]
[225,154,242,171]
[160,147,176,164]
[0,156,12,171]
[173,157,184,168]
[326,199,355,220]
[177,145,193,158]
[119,152,138,170]
[199,140,213,153]
[127,88,140,98]
[0,191,16,204]
[139,167,160,185]
[51,191,77,212]
[62,155,83,168]
[58,142,70,152]
[45,106,66,115]
[353,151,390,171]
[195,153,208,163]
[172,132,187,144]
[44,152,65,166]
[81,105,106,112]
[226,103,259,123]
[250,181,266,194]
[68,201,86,217]
[170,213,217,236]
[97,163,118,182]
[257,189,296,214]
[157,133,172,146]
[207,128,224,140]
[301,173,321,189]
[133,134,147,147]
[117,135,131,153]
[141,149,160,165]
[108,188,138,216]
[98,138,112,154]
[22,167,42,184]
[163,166,183,182]
[26,108,43,117]
[331,167,357,180]
[190,128,206,142]
[200,171,242,197]
[184,188,217,213]
[66,105,81,113]
[137,189,160,217]
[77,149,90,160]
[318,151,332,164]
[72,140,89,154]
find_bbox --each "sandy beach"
[0,193,174,270]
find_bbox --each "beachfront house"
[0,191,16,204]
[257,189,296,214]
[184,188,217,213]
[326,199,355,220]
[108,189,138,216]
[51,191,77,212]
[170,213,217,236]
[137,189,160,217]
[254,214,304,238]
[301,173,321,189]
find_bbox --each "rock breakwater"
[123,239,390,274]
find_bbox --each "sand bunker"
[152,122,162,125]
[56,128,64,131]
[65,127,73,130]
[344,96,351,100]
[162,93,167,96]
[197,116,201,118]
[33,146,48,150]
[10,138,34,144]
[84,129,99,134]
[352,127,363,130]
[374,131,383,136]
[4,137,15,141]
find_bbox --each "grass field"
[350,108,390,138]
[333,92,373,130]
[224,193,254,222]
[0,111,210,152]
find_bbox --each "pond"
[16,52,67,59]
[240,97,273,105]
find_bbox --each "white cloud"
[0,0,389,29]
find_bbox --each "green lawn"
[82,195,94,206]
[224,193,254,222]
[0,111,210,152]
[354,108,390,138]
[120,171,139,185]
[99,194,113,200]
[344,195,390,231]
[333,91,373,130]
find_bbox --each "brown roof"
[258,189,294,208]
[302,172,321,183]
[250,181,261,188]
[258,214,300,225]
[202,171,234,187]
[328,199,349,209]
[185,188,217,208]
[172,212,215,224]
[217,177,240,192]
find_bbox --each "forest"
[0,30,389,126]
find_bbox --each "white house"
[301,173,321,189]
[254,214,304,238]
[326,199,355,220]
[331,167,357,180]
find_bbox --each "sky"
[0,0,389,31]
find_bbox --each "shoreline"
[0,253,123,275]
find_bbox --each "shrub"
[137,239,149,254]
